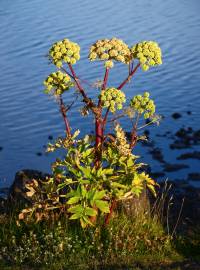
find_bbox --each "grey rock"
[188,173,200,181]
[177,151,200,160]
[9,169,49,203]
[163,163,189,172]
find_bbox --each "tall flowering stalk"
[21,37,163,228]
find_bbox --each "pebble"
[149,147,165,163]
[177,151,200,160]
[171,112,182,119]
[163,163,189,172]
[187,173,200,181]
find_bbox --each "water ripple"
[0,0,200,186]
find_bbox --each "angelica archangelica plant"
[19,37,162,228]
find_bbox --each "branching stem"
[118,63,140,90]
[68,63,96,111]
[130,113,140,148]
[58,96,71,137]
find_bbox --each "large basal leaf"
[95,200,110,213]
[68,204,83,214]
[85,207,97,217]
[69,213,82,220]
[67,196,80,204]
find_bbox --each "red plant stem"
[95,118,103,147]
[95,68,110,167]
[99,68,110,132]
[102,106,110,131]
[68,63,87,99]
[68,63,96,115]
[117,63,140,90]
[59,96,71,137]
[102,67,109,91]
[105,199,116,225]
[130,113,140,148]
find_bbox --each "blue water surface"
[0,0,200,187]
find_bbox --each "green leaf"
[95,200,110,213]
[97,168,103,177]
[147,184,157,197]
[131,186,143,197]
[82,148,93,159]
[80,216,94,228]
[79,166,92,178]
[80,218,87,228]
[82,216,94,227]
[81,185,87,198]
[67,196,80,204]
[79,179,91,184]
[69,213,82,220]
[68,204,83,214]
[103,168,114,175]
[93,190,106,200]
[87,189,96,201]
[85,207,97,217]
[111,182,127,189]
[127,158,134,167]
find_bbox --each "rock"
[144,130,150,137]
[170,141,191,149]
[0,197,6,214]
[141,140,155,147]
[145,119,151,124]
[149,147,165,163]
[187,111,192,115]
[163,163,189,172]
[193,130,200,143]
[0,146,3,151]
[9,169,50,203]
[177,151,200,160]
[171,112,182,119]
[171,128,200,149]
[187,173,200,181]
[117,188,150,217]
[36,152,42,156]
[48,135,53,140]
[141,164,152,174]
[176,128,193,138]
[150,172,165,179]
[0,187,9,198]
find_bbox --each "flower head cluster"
[130,92,155,119]
[114,124,131,156]
[100,87,126,113]
[44,71,73,95]
[89,38,131,68]
[131,41,162,71]
[49,38,80,68]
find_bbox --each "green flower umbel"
[49,38,80,68]
[131,41,162,71]
[100,87,126,113]
[130,92,155,119]
[89,38,131,68]
[44,71,74,95]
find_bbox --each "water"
[0,0,200,188]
